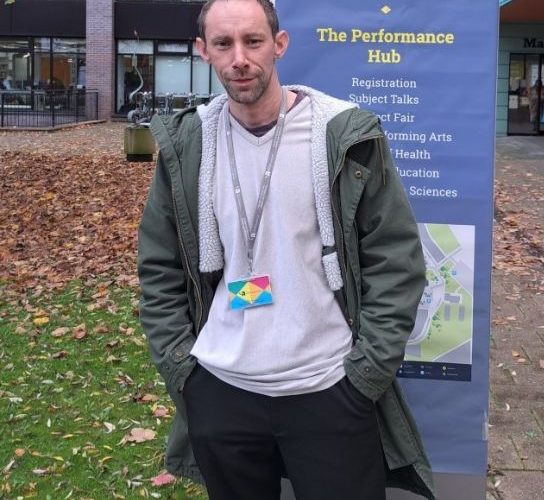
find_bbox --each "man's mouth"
[232,78,252,84]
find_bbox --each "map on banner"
[398,224,474,381]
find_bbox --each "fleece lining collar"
[196,85,356,291]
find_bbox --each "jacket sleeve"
[138,152,197,401]
[344,134,426,402]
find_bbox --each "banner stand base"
[280,473,487,499]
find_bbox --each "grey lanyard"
[225,88,288,274]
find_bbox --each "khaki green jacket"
[138,88,435,499]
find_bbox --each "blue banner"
[277,0,498,476]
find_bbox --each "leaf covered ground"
[494,174,544,293]
[0,124,153,294]
[1,123,205,499]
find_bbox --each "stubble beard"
[223,72,270,105]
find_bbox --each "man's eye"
[215,40,230,49]
[248,39,262,46]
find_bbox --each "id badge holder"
[227,274,273,310]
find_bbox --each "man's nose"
[232,43,249,69]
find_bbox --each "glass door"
[508,54,544,135]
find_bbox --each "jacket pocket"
[159,336,197,407]
[340,158,370,243]
[344,338,391,402]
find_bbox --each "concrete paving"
[487,136,544,500]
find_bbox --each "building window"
[211,68,223,95]
[115,38,224,114]
[156,56,191,94]
[508,53,544,135]
[51,38,86,90]
[157,42,189,53]
[33,38,51,89]
[0,37,85,91]
[192,55,209,95]
[155,40,190,97]
[117,40,154,113]
[0,39,31,90]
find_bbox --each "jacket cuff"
[343,346,392,402]
[157,336,197,397]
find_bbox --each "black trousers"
[183,364,386,500]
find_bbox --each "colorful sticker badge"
[227,274,273,310]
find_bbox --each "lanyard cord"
[225,88,288,275]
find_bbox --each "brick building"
[0,0,216,120]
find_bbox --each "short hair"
[197,0,279,41]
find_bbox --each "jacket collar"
[196,85,357,291]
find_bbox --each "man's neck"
[228,85,296,128]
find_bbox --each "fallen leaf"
[104,422,116,433]
[72,323,87,340]
[511,350,520,358]
[33,316,49,326]
[152,405,169,418]
[51,327,70,337]
[138,394,160,404]
[123,427,156,444]
[150,471,177,486]
[115,373,134,386]
[32,468,50,476]
[2,459,15,474]
[94,323,109,334]
[14,448,25,457]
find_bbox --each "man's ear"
[195,37,209,62]
[274,30,289,60]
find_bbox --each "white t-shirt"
[191,96,352,396]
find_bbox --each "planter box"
[124,125,155,161]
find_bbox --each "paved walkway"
[487,136,544,499]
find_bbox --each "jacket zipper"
[171,190,204,334]
[331,131,384,330]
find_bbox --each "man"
[138,0,435,498]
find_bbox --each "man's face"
[196,0,288,106]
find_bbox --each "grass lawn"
[0,281,206,500]
[0,129,207,498]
